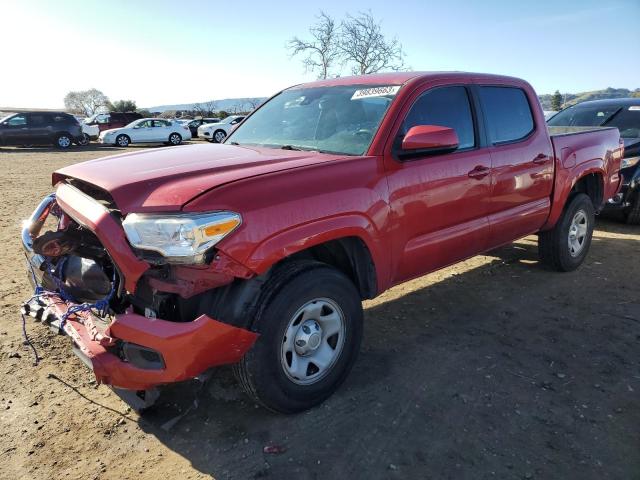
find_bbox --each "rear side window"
[401,86,476,149]
[479,87,534,144]
[29,114,48,126]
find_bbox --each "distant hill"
[539,87,640,110]
[146,97,267,113]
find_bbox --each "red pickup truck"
[21,72,622,413]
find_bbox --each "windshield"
[227,85,400,155]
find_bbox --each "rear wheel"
[55,133,72,149]
[233,261,363,413]
[168,132,182,145]
[78,133,90,146]
[213,129,226,143]
[625,194,640,225]
[116,134,130,147]
[538,193,594,271]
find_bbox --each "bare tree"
[63,89,110,115]
[192,102,206,117]
[339,11,405,75]
[246,98,263,111]
[288,11,340,79]
[203,100,218,116]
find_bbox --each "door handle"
[468,166,490,179]
[532,153,549,165]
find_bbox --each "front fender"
[221,214,390,293]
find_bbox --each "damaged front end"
[21,183,258,404]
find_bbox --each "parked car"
[184,118,219,138]
[548,98,640,223]
[84,112,143,135]
[21,72,622,413]
[0,111,83,148]
[198,115,244,143]
[98,118,192,146]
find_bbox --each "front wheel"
[115,134,130,147]
[213,129,226,143]
[538,193,595,271]
[624,193,640,225]
[234,262,363,413]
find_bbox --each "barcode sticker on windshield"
[351,86,401,100]
[629,106,640,111]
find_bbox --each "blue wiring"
[23,252,117,360]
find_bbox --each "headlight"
[122,212,241,264]
[620,156,640,169]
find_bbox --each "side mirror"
[401,125,459,153]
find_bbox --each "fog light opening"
[121,342,165,370]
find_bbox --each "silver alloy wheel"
[58,136,71,148]
[568,209,588,257]
[281,298,346,385]
[117,135,129,147]
[170,133,181,145]
[214,130,226,143]
[78,133,90,146]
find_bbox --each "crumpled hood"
[53,143,344,214]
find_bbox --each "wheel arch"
[223,216,385,299]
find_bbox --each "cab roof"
[291,71,527,89]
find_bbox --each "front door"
[2,114,30,145]
[385,85,493,283]
[132,119,155,142]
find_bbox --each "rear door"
[26,113,52,144]
[477,86,554,247]
[384,85,492,283]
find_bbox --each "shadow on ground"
[131,220,640,480]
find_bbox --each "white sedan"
[99,118,192,147]
[197,115,245,143]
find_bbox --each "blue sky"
[2,0,639,108]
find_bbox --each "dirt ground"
[0,143,638,480]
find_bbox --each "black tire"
[212,129,226,143]
[54,133,72,149]
[168,132,182,145]
[233,261,363,413]
[115,134,130,147]
[624,194,640,225]
[538,193,595,271]
[78,133,90,146]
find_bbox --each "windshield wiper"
[281,145,303,151]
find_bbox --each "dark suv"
[0,111,83,149]
[548,98,640,224]
[84,111,143,133]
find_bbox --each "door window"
[29,114,48,126]
[401,86,475,149]
[153,120,170,127]
[6,115,27,126]
[478,87,534,144]
[137,120,153,128]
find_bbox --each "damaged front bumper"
[22,293,257,391]
[21,187,258,392]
